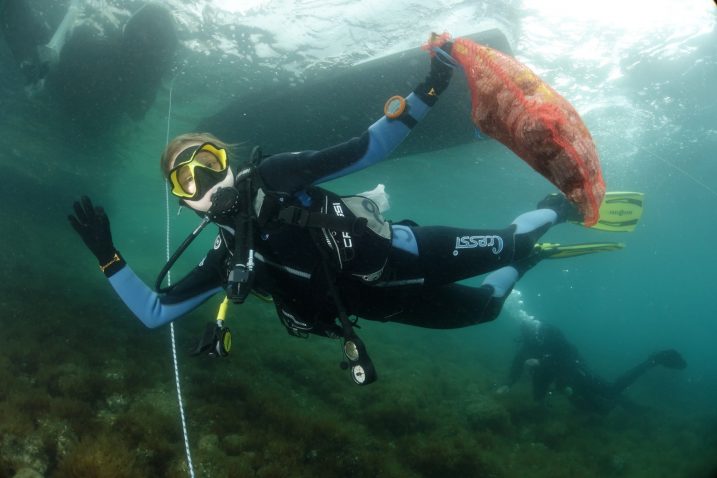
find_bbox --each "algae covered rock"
[12,468,44,478]
[0,433,48,477]
[465,393,511,432]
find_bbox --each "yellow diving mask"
[169,142,228,200]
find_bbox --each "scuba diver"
[68,38,635,385]
[0,0,177,131]
[496,317,687,413]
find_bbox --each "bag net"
[446,36,606,225]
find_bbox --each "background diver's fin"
[651,349,687,369]
[536,241,625,260]
[576,191,644,232]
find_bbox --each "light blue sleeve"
[391,224,419,255]
[108,265,222,328]
[314,93,431,184]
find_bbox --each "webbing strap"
[277,205,367,235]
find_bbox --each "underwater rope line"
[622,108,717,199]
[164,73,197,478]
[648,149,717,198]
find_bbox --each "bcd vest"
[255,185,392,282]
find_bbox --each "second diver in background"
[497,316,687,413]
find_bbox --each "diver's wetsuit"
[105,93,559,334]
[507,320,666,413]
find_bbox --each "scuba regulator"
[155,170,256,359]
[156,169,257,303]
[206,181,256,305]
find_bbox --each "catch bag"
[432,34,606,225]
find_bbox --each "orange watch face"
[384,95,406,119]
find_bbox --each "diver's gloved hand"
[68,196,124,276]
[414,34,454,106]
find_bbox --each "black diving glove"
[414,37,454,106]
[68,196,124,276]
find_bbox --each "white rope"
[164,75,196,478]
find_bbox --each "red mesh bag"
[433,35,606,225]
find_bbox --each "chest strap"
[272,204,368,236]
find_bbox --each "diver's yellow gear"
[169,142,228,199]
[99,252,122,272]
[583,192,644,232]
[535,241,625,260]
[214,297,231,356]
[190,296,232,357]
[216,296,229,323]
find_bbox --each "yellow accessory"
[216,296,229,323]
[215,297,232,356]
[168,142,228,199]
[99,252,121,272]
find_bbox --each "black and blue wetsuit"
[506,320,684,413]
[105,92,561,333]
